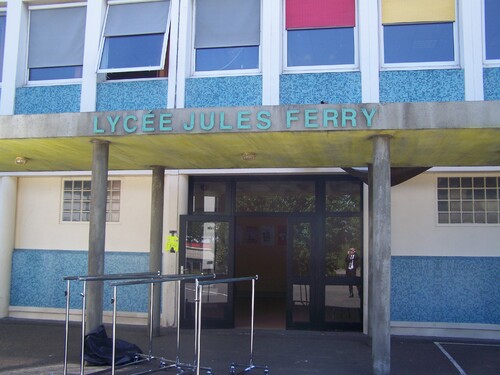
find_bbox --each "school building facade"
[0,3,499,371]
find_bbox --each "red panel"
[286,0,356,29]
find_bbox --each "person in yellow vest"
[166,230,179,253]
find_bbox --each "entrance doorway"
[179,176,363,331]
[234,215,287,329]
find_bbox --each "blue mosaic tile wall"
[280,72,362,105]
[185,76,262,108]
[96,79,169,112]
[10,249,149,313]
[392,256,500,324]
[11,251,499,323]
[380,69,465,103]
[15,85,82,114]
[484,68,500,101]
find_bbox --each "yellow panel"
[382,0,455,24]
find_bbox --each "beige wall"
[15,171,500,258]
[15,175,152,252]
[0,177,17,317]
[392,172,500,257]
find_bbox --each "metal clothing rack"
[63,272,161,375]
[195,276,269,375]
[110,273,217,375]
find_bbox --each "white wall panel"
[15,176,152,252]
[392,173,500,257]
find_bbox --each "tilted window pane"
[104,1,170,36]
[100,34,164,70]
[99,1,170,72]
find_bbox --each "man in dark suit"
[345,247,360,297]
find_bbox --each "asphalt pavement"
[0,318,499,375]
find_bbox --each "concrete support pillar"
[162,172,186,328]
[87,140,110,333]
[150,166,165,336]
[0,177,17,317]
[371,136,392,375]
[368,164,374,339]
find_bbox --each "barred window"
[437,177,500,224]
[62,180,121,222]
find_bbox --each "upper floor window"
[194,0,260,73]
[98,0,171,77]
[28,5,86,81]
[381,0,457,66]
[484,0,500,62]
[285,0,356,69]
[0,12,6,83]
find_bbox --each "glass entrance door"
[323,178,363,330]
[286,215,363,330]
[179,215,234,328]
[184,175,363,331]
[323,216,363,330]
[286,217,318,329]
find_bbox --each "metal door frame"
[183,175,364,331]
[179,214,235,328]
[286,215,322,330]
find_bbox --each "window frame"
[97,0,171,75]
[282,0,359,73]
[483,0,500,67]
[26,2,87,85]
[0,9,7,84]
[61,179,122,224]
[380,1,460,70]
[436,176,500,226]
[191,0,262,77]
